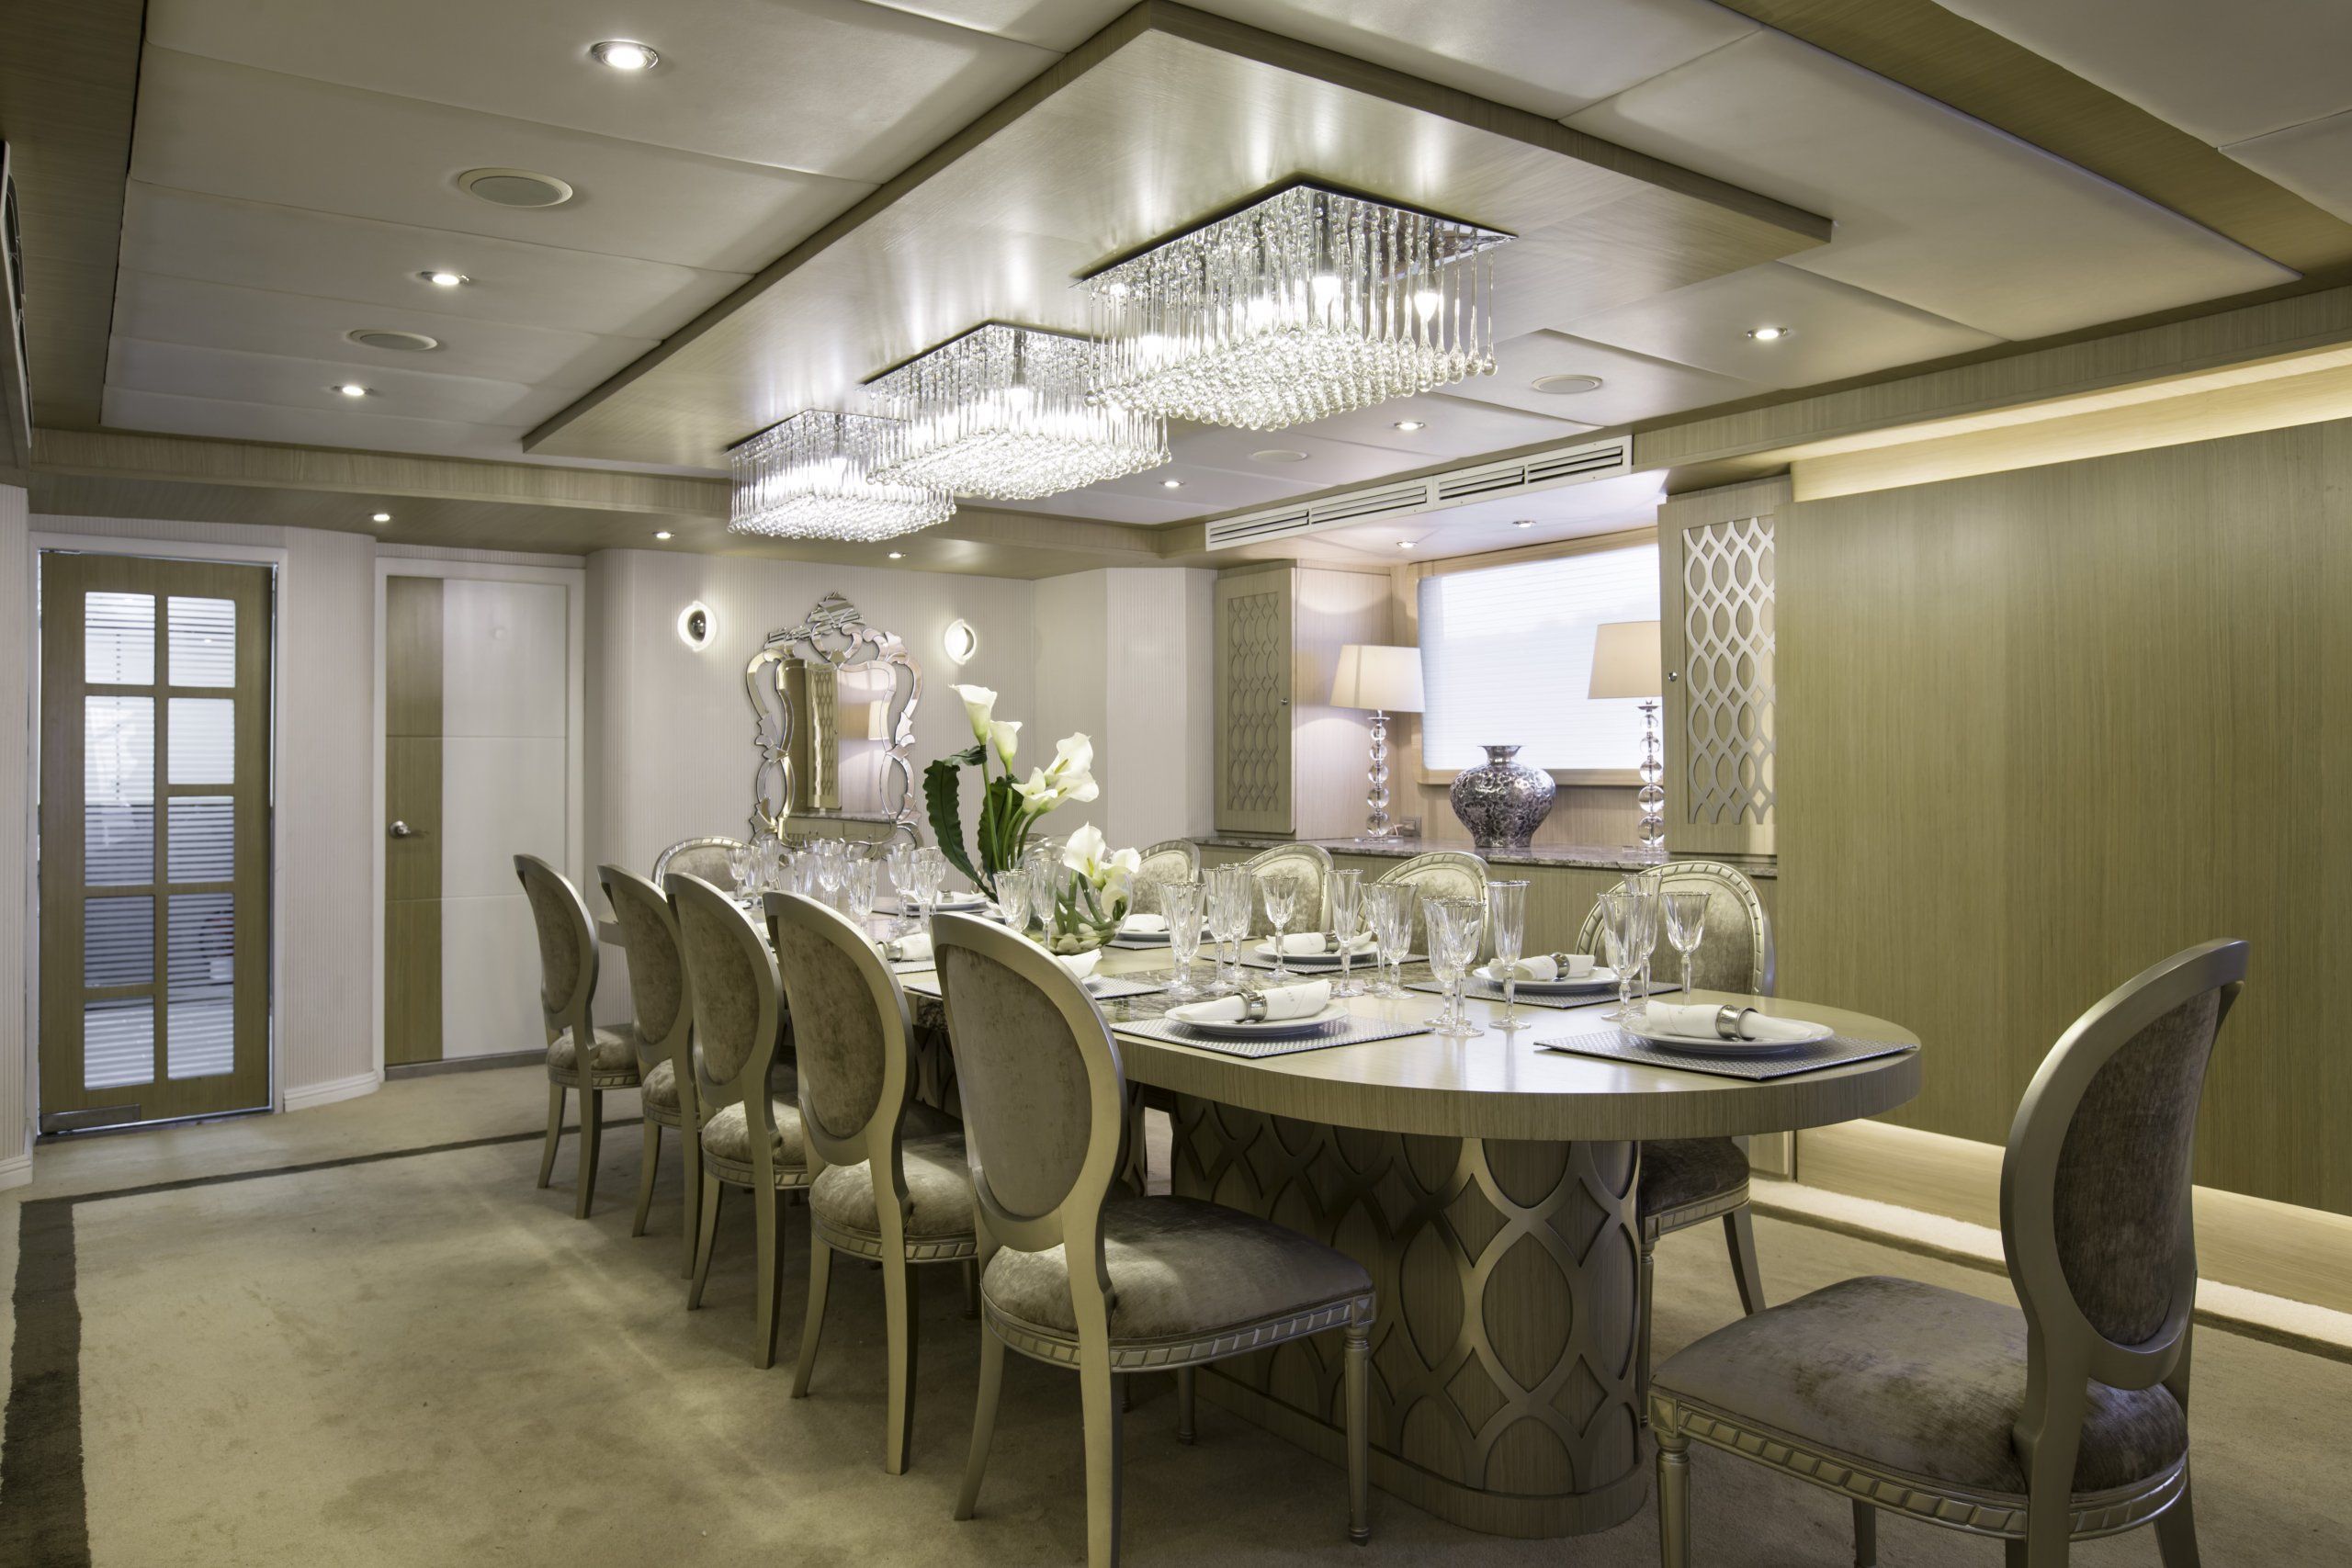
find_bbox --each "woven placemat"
[1536,1028,1917,1081]
[901,971,1166,1001]
[1111,1010,1426,1059]
[1406,976,1677,1011]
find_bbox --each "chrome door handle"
[388,820,420,839]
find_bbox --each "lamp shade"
[1587,620,1662,700]
[1331,644,1425,714]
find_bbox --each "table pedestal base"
[1170,1095,1646,1539]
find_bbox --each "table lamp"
[1588,619,1665,853]
[1330,645,1425,840]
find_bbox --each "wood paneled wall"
[1779,417,2352,1216]
[0,489,30,1179]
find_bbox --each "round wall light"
[677,600,717,652]
[943,617,980,666]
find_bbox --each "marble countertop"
[1193,834,1776,878]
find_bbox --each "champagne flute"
[910,847,946,945]
[842,856,880,932]
[1364,882,1413,998]
[1424,897,1483,1040]
[1204,864,1250,994]
[1258,874,1299,980]
[1621,868,1663,1001]
[992,868,1033,937]
[1487,879,1529,1026]
[884,840,917,931]
[722,842,751,896]
[1663,890,1709,999]
[1600,890,1639,1021]
[1162,880,1205,1000]
[1328,869,1364,998]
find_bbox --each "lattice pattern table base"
[1170,1095,1647,1538]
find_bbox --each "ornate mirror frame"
[745,592,922,837]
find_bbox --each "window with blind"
[1417,542,1661,773]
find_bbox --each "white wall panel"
[440,738,566,902]
[439,894,543,1058]
[440,581,569,739]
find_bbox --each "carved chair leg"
[882,1255,921,1475]
[2005,1541,2029,1567]
[752,1182,786,1370]
[573,1089,603,1219]
[688,1174,723,1310]
[1724,1207,1767,1315]
[1080,1351,1125,1568]
[1636,1232,1657,1427]
[2017,1376,2085,1568]
[791,1235,832,1399]
[679,1123,703,1279]
[955,1326,1006,1521]
[962,1257,981,1319]
[1343,1324,1371,1545]
[1656,1428,1692,1568]
[537,1082,565,1189]
[1851,1500,1877,1567]
[1174,1366,1196,1445]
[2154,1475,2201,1568]
[630,1119,662,1237]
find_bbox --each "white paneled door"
[384,574,571,1066]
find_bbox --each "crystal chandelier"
[865,322,1168,499]
[1081,183,1511,430]
[727,411,954,542]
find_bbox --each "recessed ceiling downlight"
[458,167,575,209]
[347,328,439,352]
[1532,373,1604,395]
[591,39,660,71]
[421,270,469,288]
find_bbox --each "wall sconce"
[677,600,717,651]
[943,617,979,666]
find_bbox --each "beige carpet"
[6,1068,2349,1566]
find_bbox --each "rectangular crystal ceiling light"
[727,411,955,543]
[1081,182,1512,431]
[865,322,1168,500]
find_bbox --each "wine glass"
[842,855,880,932]
[1487,879,1529,1026]
[1620,868,1663,1000]
[813,840,846,908]
[1204,864,1250,994]
[1258,874,1299,979]
[1027,852,1061,939]
[1328,869,1364,998]
[1424,897,1484,1040]
[1663,890,1709,999]
[1162,880,1205,1000]
[910,847,947,942]
[884,840,918,932]
[1363,882,1414,998]
[722,842,751,896]
[992,867,1032,937]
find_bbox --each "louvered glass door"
[40,554,273,1129]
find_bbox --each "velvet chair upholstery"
[930,911,1377,1567]
[1128,839,1200,915]
[1651,940,2247,1568]
[672,873,808,1368]
[1576,859,1775,1416]
[1239,841,1332,937]
[767,891,974,1475]
[600,864,702,1275]
[516,855,636,1219]
[653,835,748,892]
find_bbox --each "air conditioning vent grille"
[1204,434,1635,552]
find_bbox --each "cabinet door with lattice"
[1214,564,1295,835]
[1658,479,1778,858]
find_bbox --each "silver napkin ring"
[1242,989,1269,1022]
[1714,1005,1751,1041]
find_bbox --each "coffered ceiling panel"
[118,186,747,340]
[103,388,537,460]
[109,339,565,428]
[1566,28,2296,341]
[133,49,871,274]
[1438,331,1761,426]
[1931,0,2352,148]
[1293,390,1590,460]
[866,0,1134,51]
[1560,262,2003,389]
[111,273,652,392]
[148,0,1068,186]
[2224,114,2352,228]
[1191,0,1757,119]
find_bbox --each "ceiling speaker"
[458,168,575,208]
[346,329,439,352]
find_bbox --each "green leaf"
[922,754,981,890]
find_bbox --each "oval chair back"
[1241,841,1333,936]
[763,890,917,1180]
[1130,839,1200,914]
[598,864,690,1089]
[1374,850,1487,904]
[654,835,749,891]
[929,911,1127,1300]
[669,874,785,1140]
[1576,860,1774,996]
[514,854,597,1048]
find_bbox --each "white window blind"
[1418,542,1660,772]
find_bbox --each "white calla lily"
[952,683,999,743]
[1062,822,1110,879]
[989,719,1021,766]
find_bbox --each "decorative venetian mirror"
[745,592,921,837]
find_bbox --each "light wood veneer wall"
[1778,415,2352,1216]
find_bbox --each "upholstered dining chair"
[930,911,1377,1566]
[1239,840,1332,936]
[1575,858,1774,1415]
[516,854,638,1219]
[653,834,749,890]
[599,864,702,1275]
[1652,939,2248,1568]
[671,873,808,1368]
[1373,849,1487,903]
[765,891,973,1474]
[1128,839,1200,914]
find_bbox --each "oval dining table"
[603,908,1920,1540]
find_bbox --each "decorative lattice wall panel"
[1679,513,1775,832]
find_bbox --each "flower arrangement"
[923,683,1099,897]
[1044,824,1141,954]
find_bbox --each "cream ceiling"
[79,0,2321,549]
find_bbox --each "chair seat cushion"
[1653,1276,2188,1497]
[810,1133,975,1242]
[1639,1137,1750,1219]
[699,1099,807,1168]
[983,1196,1371,1348]
[641,1058,679,1111]
[548,1025,637,1075]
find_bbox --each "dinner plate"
[1473,963,1615,993]
[1114,927,1172,944]
[1166,1002,1350,1040]
[1627,1018,1834,1056]
[1251,941,1376,968]
[927,895,988,912]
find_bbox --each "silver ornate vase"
[1449,744,1555,850]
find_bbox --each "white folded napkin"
[1264,932,1374,956]
[1493,953,1598,982]
[1057,951,1101,982]
[880,932,932,964]
[1644,1000,1818,1043]
[1168,979,1331,1026]
[1119,913,1169,935]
